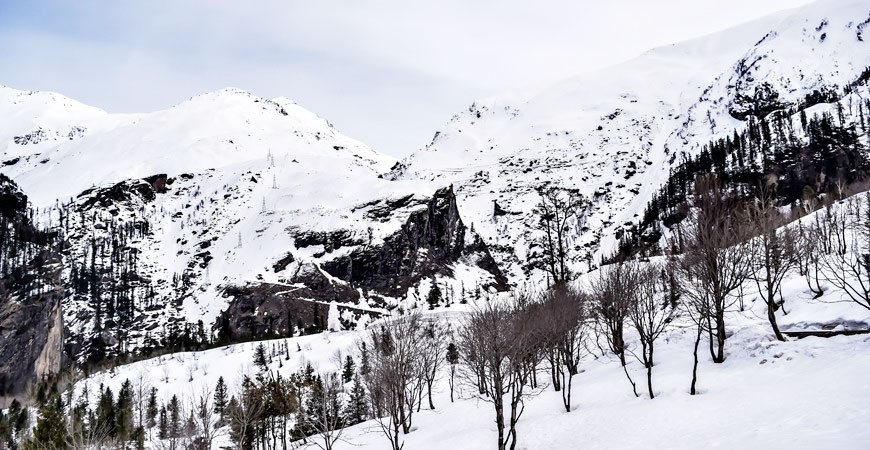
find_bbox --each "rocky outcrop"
[217,186,508,341]
[322,186,508,297]
[0,175,65,400]
[216,263,375,340]
[76,173,170,211]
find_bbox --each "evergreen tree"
[343,373,368,426]
[27,396,69,450]
[427,279,442,310]
[158,407,168,440]
[167,395,181,438]
[116,379,134,442]
[146,388,159,430]
[253,343,268,371]
[95,386,116,437]
[446,342,459,402]
[214,376,228,421]
[341,356,356,383]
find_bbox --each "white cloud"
[0,0,815,156]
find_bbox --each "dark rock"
[322,186,508,297]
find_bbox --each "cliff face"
[322,186,507,296]
[0,175,64,400]
[218,186,508,340]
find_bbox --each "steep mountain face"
[0,87,506,365]
[0,175,64,398]
[1,0,868,385]
[388,0,870,282]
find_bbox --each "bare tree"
[536,285,588,411]
[746,183,800,341]
[134,371,151,433]
[818,193,870,310]
[533,187,586,285]
[226,378,264,450]
[457,294,540,450]
[626,262,676,399]
[797,219,825,298]
[191,387,221,450]
[297,373,346,450]
[359,313,426,450]
[675,174,751,365]
[418,320,448,410]
[588,260,640,396]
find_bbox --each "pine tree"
[116,379,134,443]
[427,279,442,310]
[214,376,228,421]
[341,355,356,383]
[96,386,116,437]
[158,407,168,439]
[146,388,159,429]
[359,342,371,376]
[253,343,268,371]
[343,373,368,425]
[446,342,459,403]
[27,397,69,450]
[168,395,181,438]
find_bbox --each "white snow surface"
[389,0,870,283]
[76,266,870,449]
[7,0,868,447]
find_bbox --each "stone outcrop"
[322,186,508,296]
[0,175,65,400]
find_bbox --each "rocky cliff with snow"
[0,0,868,398]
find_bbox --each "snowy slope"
[0,87,393,207]
[0,85,106,166]
[0,86,505,362]
[73,190,870,449]
[389,0,870,283]
[75,233,870,449]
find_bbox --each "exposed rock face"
[216,265,375,341]
[0,175,64,400]
[218,186,508,340]
[322,186,508,296]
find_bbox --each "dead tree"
[533,187,585,285]
[818,193,870,310]
[457,295,540,450]
[626,262,676,399]
[676,174,751,364]
[588,261,640,396]
[747,184,800,341]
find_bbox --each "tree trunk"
[646,340,655,399]
[767,300,786,342]
[621,361,638,398]
[550,356,561,391]
[495,397,506,450]
[691,324,702,395]
[427,380,435,410]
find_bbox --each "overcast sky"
[0,0,814,157]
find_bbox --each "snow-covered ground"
[389,0,870,283]
[77,268,870,449]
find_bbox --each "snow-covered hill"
[0,86,392,207]
[388,0,870,283]
[0,86,506,363]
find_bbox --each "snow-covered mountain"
[388,0,870,282]
[0,86,506,366]
[1,0,869,403]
